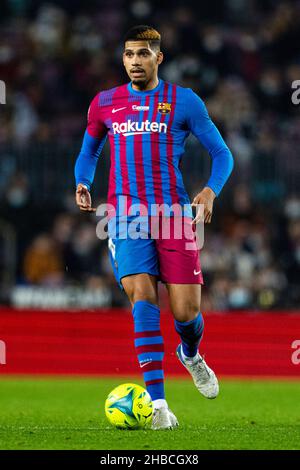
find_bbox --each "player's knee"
[131,289,157,305]
[172,301,200,322]
[123,275,158,306]
[124,285,156,306]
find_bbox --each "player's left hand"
[191,186,216,224]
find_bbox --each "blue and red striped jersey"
[75,79,234,217]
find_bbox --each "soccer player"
[75,25,234,429]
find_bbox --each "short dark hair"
[124,25,161,51]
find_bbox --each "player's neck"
[131,76,159,92]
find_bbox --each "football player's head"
[123,25,163,88]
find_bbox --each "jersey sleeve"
[86,93,107,139]
[185,89,214,136]
[74,93,108,190]
[185,89,234,196]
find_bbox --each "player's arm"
[185,89,234,224]
[74,94,108,212]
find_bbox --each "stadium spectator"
[23,233,64,285]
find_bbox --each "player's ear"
[157,51,163,65]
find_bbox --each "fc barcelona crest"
[158,102,171,114]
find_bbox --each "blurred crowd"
[0,0,300,309]
[1,0,300,148]
[2,176,299,310]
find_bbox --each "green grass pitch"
[0,376,299,450]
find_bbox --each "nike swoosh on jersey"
[193,269,202,275]
[112,107,127,113]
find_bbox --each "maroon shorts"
[151,216,203,285]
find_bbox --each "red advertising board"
[0,308,299,378]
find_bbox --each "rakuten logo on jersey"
[112,120,167,136]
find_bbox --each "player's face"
[123,40,163,87]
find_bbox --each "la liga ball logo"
[105,383,153,430]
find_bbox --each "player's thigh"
[166,283,202,322]
[122,273,159,306]
[108,235,159,305]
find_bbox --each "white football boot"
[176,344,219,399]
[151,407,179,430]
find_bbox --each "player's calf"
[132,300,166,404]
[174,312,204,358]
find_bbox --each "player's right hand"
[75,184,96,212]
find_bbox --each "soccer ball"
[105,383,153,430]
